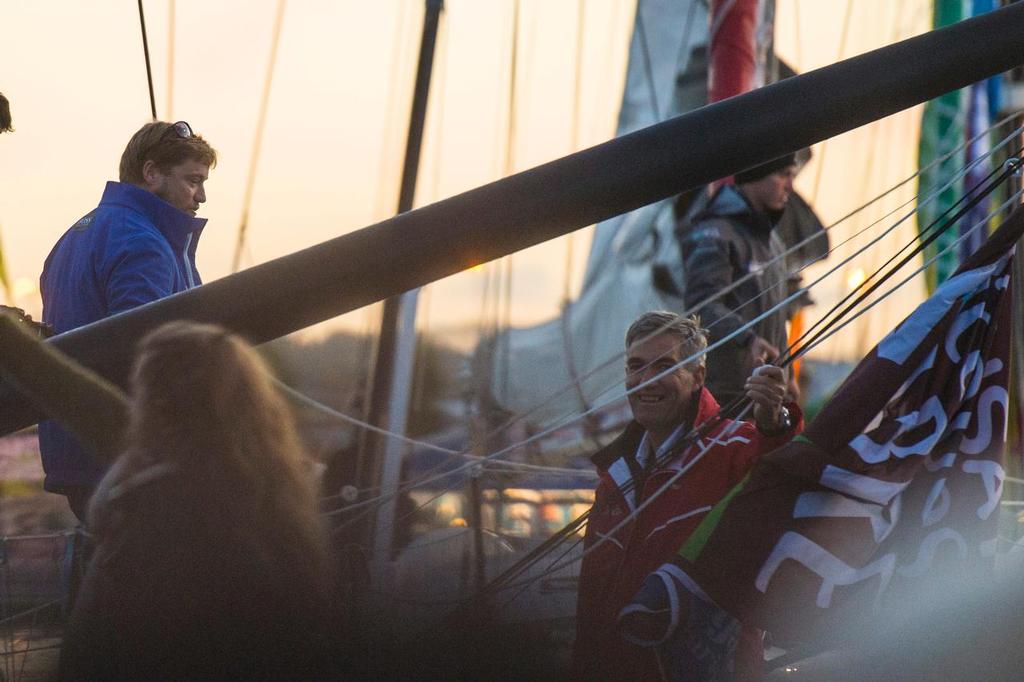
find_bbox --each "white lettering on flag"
[849,397,948,465]
[959,386,1009,456]
[877,258,1005,365]
[944,303,990,363]
[921,478,950,527]
[756,532,896,608]
[819,465,909,505]
[961,459,1005,520]
[895,528,967,577]
[794,491,900,543]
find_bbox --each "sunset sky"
[0,0,931,360]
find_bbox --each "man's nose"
[196,184,206,204]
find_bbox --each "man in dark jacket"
[677,154,798,409]
[39,120,217,520]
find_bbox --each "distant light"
[785,666,799,673]
[450,517,467,527]
[846,267,867,291]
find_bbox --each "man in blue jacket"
[39,120,217,520]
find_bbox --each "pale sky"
[1,0,933,360]
[0,0,632,346]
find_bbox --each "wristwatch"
[759,405,791,436]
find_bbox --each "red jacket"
[572,387,801,680]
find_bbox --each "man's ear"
[693,364,706,389]
[140,160,162,189]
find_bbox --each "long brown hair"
[92,321,328,592]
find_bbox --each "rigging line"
[374,5,415,220]
[505,0,520,176]
[166,0,175,119]
[495,534,585,613]
[792,188,1024,366]
[788,155,1020,364]
[427,10,450,204]
[230,0,287,274]
[324,167,993,539]
[808,0,855,206]
[490,125,1014,432]
[324,123,1023,532]
[476,182,1024,597]
[791,0,802,68]
[411,288,430,419]
[494,196,1014,595]
[488,405,754,597]
[556,0,595,423]
[277,377,595,479]
[136,0,158,120]
[790,151,1017,362]
[472,115,1024,444]
[488,109,1021,435]
[634,0,661,122]
[326,173,982,537]
[477,498,591,595]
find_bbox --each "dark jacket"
[58,461,336,681]
[677,185,790,406]
[571,388,802,681]
[39,182,205,491]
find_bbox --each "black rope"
[136,0,158,121]
[783,152,1022,368]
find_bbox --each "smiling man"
[571,311,800,681]
[38,120,216,520]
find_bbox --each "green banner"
[917,0,968,293]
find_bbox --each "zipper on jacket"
[182,233,197,289]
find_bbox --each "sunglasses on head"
[169,120,193,139]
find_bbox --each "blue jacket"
[39,181,206,492]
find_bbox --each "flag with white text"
[667,206,1023,642]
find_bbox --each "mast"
[357,0,444,578]
[2,3,1024,435]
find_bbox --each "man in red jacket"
[572,311,801,681]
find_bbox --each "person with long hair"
[0,314,337,680]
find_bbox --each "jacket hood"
[688,184,780,234]
[99,181,207,252]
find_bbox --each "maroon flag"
[663,207,1024,643]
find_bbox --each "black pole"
[2,3,1024,435]
[354,0,444,547]
[137,0,158,121]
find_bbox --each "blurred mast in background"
[356,0,445,580]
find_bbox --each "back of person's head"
[625,311,708,370]
[119,121,217,185]
[0,92,12,133]
[119,321,327,582]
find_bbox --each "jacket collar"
[692,184,776,236]
[591,386,722,471]
[99,181,207,251]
